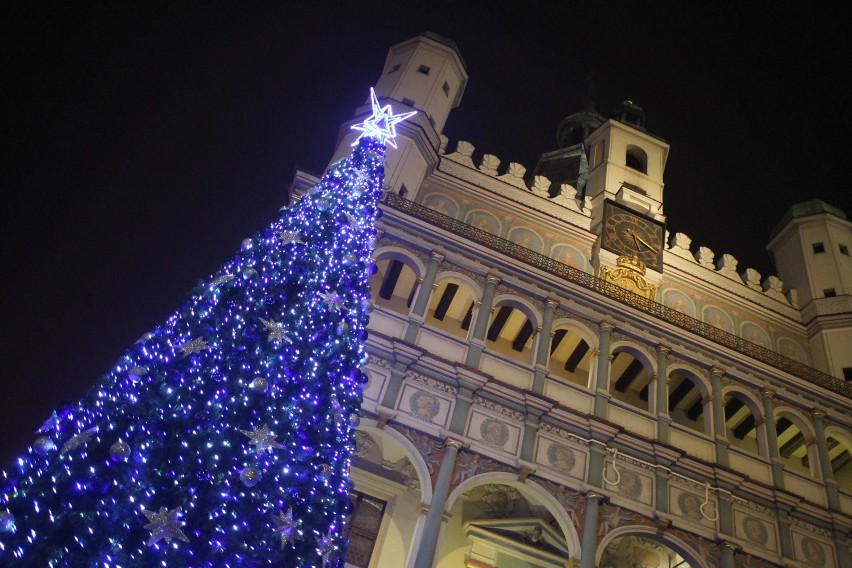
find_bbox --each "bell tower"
[586,102,670,297]
[585,101,669,221]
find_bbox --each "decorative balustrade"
[384,192,851,398]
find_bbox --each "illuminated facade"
[292,33,852,568]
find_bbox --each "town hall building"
[290,33,852,568]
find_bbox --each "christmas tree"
[0,89,414,567]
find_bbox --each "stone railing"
[384,192,851,399]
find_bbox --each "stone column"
[404,251,444,343]
[834,529,852,568]
[520,411,542,462]
[412,439,462,568]
[448,385,474,436]
[812,410,841,510]
[654,468,670,514]
[777,508,794,559]
[464,274,500,368]
[587,442,607,488]
[593,323,614,418]
[380,347,421,410]
[710,368,729,466]
[531,299,558,394]
[580,493,603,568]
[761,389,784,489]
[719,542,736,568]
[717,490,734,537]
[655,345,671,442]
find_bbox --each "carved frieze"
[472,396,525,420]
[406,370,458,395]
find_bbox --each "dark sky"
[3,3,851,466]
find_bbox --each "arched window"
[625,145,647,174]
[667,369,708,435]
[425,277,478,340]
[370,257,419,315]
[485,301,538,364]
[548,326,594,387]
[722,392,763,456]
[774,413,819,477]
[609,348,653,412]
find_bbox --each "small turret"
[767,200,852,379]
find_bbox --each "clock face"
[602,201,665,271]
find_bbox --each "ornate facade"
[291,33,852,568]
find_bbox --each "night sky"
[3,3,851,467]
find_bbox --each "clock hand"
[635,234,659,253]
[625,228,641,253]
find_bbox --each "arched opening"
[722,392,762,456]
[370,256,420,316]
[348,424,431,568]
[599,532,707,568]
[609,348,653,412]
[774,412,818,478]
[435,476,578,568]
[425,276,478,340]
[548,324,594,387]
[667,369,708,434]
[485,301,539,365]
[825,432,852,489]
[625,145,647,174]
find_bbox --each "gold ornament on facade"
[600,255,658,301]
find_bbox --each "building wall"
[303,33,852,568]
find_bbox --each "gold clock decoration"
[600,255,658,301]
[601,200,665,272]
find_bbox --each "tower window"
[844,367,852,382]
[625,145,647,174]
[417,64,431,75]
[402,97,415,107]
[840,244,849,256]
[824,288,836,297]
[387,63,400,74]
[812,242,825,253]
[442,81,450,96]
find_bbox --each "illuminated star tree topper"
[350,87,416,149]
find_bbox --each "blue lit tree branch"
[0,90,413,566]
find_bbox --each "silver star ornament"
[317,532,335,566]
[319,291,344,312]
[178,338,209,357]
[142,505,190,546]
[240,424,285,453]
[259,317,292,343]
[278,230,304,246]
[272,507,298,550]
[60,427,97,455]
